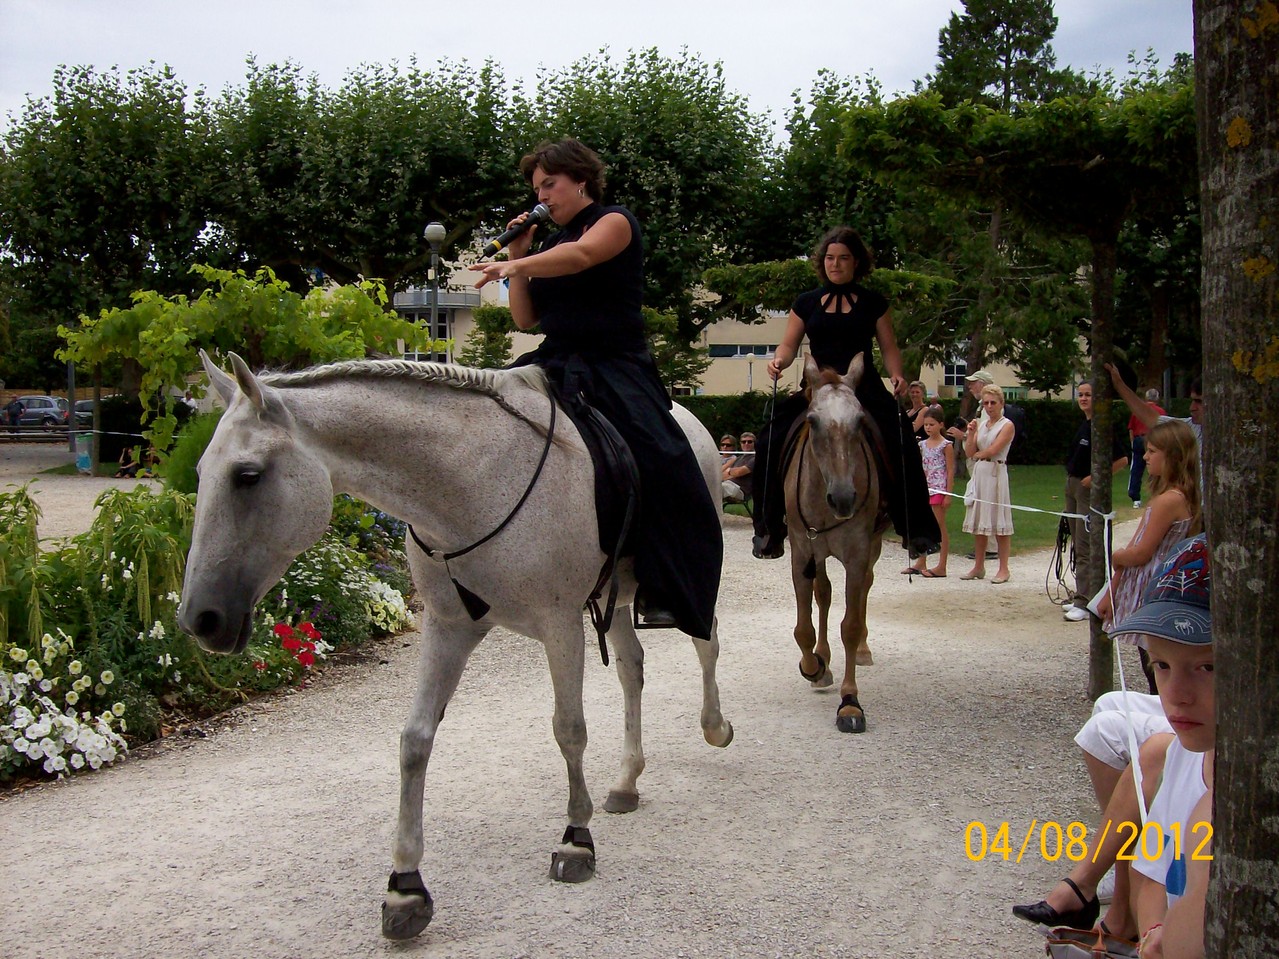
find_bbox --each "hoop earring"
[578,188,584,197]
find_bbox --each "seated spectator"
[115,446,140,478]
[1014,535,1214,956]
[721,432,755,506]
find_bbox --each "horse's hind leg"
[383,621,486,939]
[692,615,733,748]
[603,612,646,813]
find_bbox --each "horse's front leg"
[383,619,487,940]
[835,557,873,734]
[812,557,835,685]
[542,616,596,883]
[692,614,734,747]
[791,547,830,686]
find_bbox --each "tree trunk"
[1087,236,1119,700]
[1196,1,1279,954]
[960,201,1004,419]
[1143,281,1171,391]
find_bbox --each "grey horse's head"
[177,351,335,654]
[803,353,869,519]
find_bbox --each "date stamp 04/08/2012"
[963,819,1213,864]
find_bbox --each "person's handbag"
[1044,925,1138,958]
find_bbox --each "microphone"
[481,204,551,258]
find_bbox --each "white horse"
[784,354,886,734]
[178,351,733,939]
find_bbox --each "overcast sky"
[0,0,1193,136]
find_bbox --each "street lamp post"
[423,221,447,359]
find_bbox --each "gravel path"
[1,441,1138,959]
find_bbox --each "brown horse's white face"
[804,353,868,519]
[178,353,335,655]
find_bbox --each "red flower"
[281,637,302,651]
[296,651,315,668]
[273,623,294,639]
[298,622,322,641]
[253,661,267,671]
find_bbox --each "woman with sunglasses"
[960,384,1015,583]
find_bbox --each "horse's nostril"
[193,610,223,638]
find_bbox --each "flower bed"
[0,486,414,784]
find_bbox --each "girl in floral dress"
[1097,419,1201,631]
[906,407,955,577]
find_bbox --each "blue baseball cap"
[1109,534,1211,647]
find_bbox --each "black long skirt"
[513,343,722,640]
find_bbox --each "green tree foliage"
[455,304,517,369]
[927,0,1081,108]
[743,72,898,266]
[0,64,218,323]
[208,58,530,296]
[57,265,443,450]
[527,48,769,335]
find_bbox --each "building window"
[403,308,453,362]
[943,362,968,387]
[708,344,777,358]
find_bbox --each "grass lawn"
[724,465,1143,557]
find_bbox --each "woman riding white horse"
[178,351,734,940]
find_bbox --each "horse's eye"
[233,469,261,488]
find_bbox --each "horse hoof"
[836,713,867,734]
[836,694,866,734]
[799,652,827,683]
[813,668,834,688]
[549,848,596,883]
[604,789,640,813]
[856,649,874,667]
[381,894,435,940]
[704,721,734,748]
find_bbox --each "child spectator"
[905,406,953,577]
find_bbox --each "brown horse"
[783,353,886,733]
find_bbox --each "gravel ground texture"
[1,439,1147,959]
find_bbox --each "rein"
[408,392,558,621]
[794,428,874,539]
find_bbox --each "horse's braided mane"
[261,359,552,433]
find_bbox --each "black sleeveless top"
[528,203,646,354]
[790,282,889,377]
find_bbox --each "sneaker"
[1097,866,1116,903]
[1063,605,1089,622]
[1132,500,1142,509]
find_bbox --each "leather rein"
[407,392,558,621]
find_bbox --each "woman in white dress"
[960,384,1015,583]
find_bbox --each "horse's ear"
[844,352,865,390]
[803,354,822,390]
[200,349,237,407]
[228,352,268,412]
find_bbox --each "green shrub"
[161,410,223,494]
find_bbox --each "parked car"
[74,398,95,427]
[12,395,70,429]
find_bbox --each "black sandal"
[1012,876,1100,929]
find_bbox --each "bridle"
[793,415,874,540]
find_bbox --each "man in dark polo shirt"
[1063,382,1129,622]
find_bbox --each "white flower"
[9,647,28,662]
[69,753,85,769]
[166,591,181,603]
[95,683,106,696]
[38,679,53,693]
[111,702,126,717]
[29,665,43,681]
[121,566,133,581]
[100,670,114,685]
[101,574,110,588]
[24,740,44,759]
[157,654,173,668]
[148,622,165,640]
[43,754,67,774]
[25,659,38,673]
[68,660,83,675]
[13,736,30,752]
[65,691,79,706]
